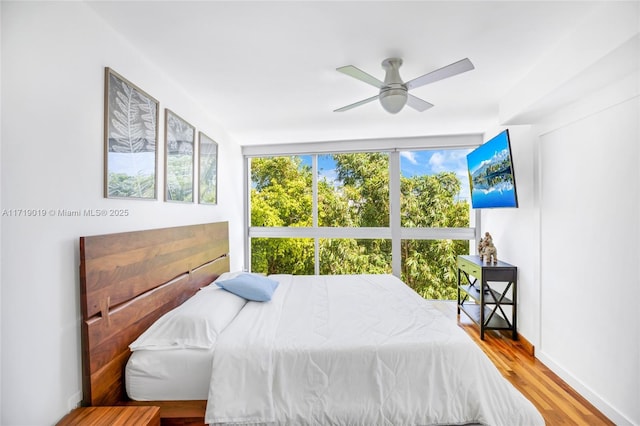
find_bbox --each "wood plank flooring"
[437,301,615,426]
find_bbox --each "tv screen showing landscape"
[467,129,518,208]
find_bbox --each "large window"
[246,138,480,300]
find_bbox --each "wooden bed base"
[79,222,230,425]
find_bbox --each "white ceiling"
[87,1,603,146]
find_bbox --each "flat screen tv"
[467,129,518,208]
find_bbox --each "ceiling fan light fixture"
[379,87,407,114]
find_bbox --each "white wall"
[486,2,639,423]
[537,93,639,425]
[1,2,244,425]
[488,91,639,426]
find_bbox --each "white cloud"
[400,151,418,165]
[428,152,446,172]
[429,149,472,173]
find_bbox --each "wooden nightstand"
[56,406,160,426]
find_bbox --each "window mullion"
[390,151,401,277]
[312,155,319,274]
[244,157,251,272]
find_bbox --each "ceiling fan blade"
[405,58,474,90]
[333,95,380,112]
[406,94,434,112]
[337,65,384,89]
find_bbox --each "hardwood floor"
[436,302,615,426]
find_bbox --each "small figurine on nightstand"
[479,232,498,264]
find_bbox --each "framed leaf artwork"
[104,67,159,199]
[165,109,195,203]
[198,132,218,205]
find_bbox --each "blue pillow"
[217,273,279,302]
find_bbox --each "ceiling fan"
[334,57,474,114]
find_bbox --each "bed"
[79,222,544,425]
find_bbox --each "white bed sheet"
[126,346,214,401]
[205,274,544,426]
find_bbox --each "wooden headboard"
[79,221,230,408]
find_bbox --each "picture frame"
[164,109,195,203]
[198,132,218,205]
[104,67,159,199]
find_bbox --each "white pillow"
[129,287,247,351]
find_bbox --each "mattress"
[205,274,545,425]
[126,346,214,401]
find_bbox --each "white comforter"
[205,274,544,426]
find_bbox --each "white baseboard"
[536,351,634,426]
[66,390,82,412]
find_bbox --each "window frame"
[243,135,482,276]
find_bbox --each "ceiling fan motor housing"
[380,58,408,113]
